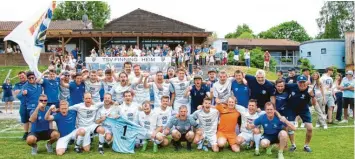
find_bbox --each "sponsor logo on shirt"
[262,90,266,94]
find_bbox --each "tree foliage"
[225,24,253,38]
[53,1,111,29]
[258,21,311,42]
[316,1,354,38]
[238,32,254,39]
[299,58,315,74]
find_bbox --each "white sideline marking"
[0,124,21,133]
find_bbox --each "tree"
[322,16,341,39]
[53,1,111,29]
[209,32,218,40]
[258,21,311,42]
[299,58,315,74]
[316,1,354,38]
[238,32,254,39]
[225,24,253,38]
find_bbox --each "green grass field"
[0,119,353,159]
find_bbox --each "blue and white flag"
[4,1,56,77]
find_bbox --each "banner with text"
[85,57,173,74]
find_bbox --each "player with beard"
[83,70,102,103]
[138,101,164,152]
[148,71,171,108]
[113,72,131,104]
[131,65,150,105]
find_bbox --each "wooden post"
[189,36,195,74]
[61,36,65,54]
[137,36,140,48]
[99,36,102,52]
[4,40,7,53]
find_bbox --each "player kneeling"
[191,98,219,152]
[26,95,60,155]
[235,99,264,155]
[95,94,120,149]
[164,105,201,151]
[138,101,164,152]
[252,102,296,159]
[45,100,86,156]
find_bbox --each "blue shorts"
[285,109,312,123]
[3,96,14,102]
[261,133,279,144]
[19,104,28,123]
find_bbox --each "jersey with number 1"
[105,117,146,154]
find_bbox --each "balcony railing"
[272,56,301,66]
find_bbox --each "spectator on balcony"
[133,45,142,57]
[71,47,79,60]
[6,45,13,53]
[244,49,251,68]
[90,49,98,58]
[233,46,240,66]
[263,51,271,72]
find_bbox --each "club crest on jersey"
[301,94,305,99]
[200,92,205,96]
[273,124,277,128]
[264,124,268,127]
[291,92,295,96]
[262,90,266,94]
[235,88,238,92]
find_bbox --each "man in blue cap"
[284,75,316,153]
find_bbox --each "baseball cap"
[63,71,70,76]
[346,70,354,75]
[208,68,217,73]
[297,75,307,82]
[26,71,35,78]
[193,75,203,80]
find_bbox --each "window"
[321,48,326,54]
[307,51,311,57]
[343,57,345,62]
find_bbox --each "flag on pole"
[4,1,56,77]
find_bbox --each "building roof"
[104,8,206,32]
[0,20,92,31]
[300,39,345,45]
[226,39,300,46]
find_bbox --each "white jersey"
[213,77,233,103]
[113,83,131,104]
[131,76,150,105]
[138,111,162,133]
[85,80,102,102]
[69,102,104,128]
[59,84,70,100]
[152,82,171,107]
[153,106,174,127]
[320,75,333,94]
[95,106,120,128]
[169,77,190,111]
[191,108,219,137]
[118,102,140,123]
[235,105,265,134]
[102,80,117,95]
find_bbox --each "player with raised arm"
[113,72,131,104]
[150,71,171,108]
[253,102,296,159]
[212,70,233,104]
[169,68,191,112]
[61,73,85,106]
[131,66,150,105]
[83,70,102,103]
[36,69,60,107]
[26,94,60,155]
[45,100,85,156]
[101,69,117,95]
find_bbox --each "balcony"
[272,56,301,71]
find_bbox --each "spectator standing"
[264,51,271,71]
[2,78,14,114]
[71,47,79,60]
[233,47,240,65]
[339,70,355,123]
[6,45,13,53]
[244,49,250,68]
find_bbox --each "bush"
[299,58,315,74]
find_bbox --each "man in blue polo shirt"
[26,94,60,155]
[244,69,276,110]
[13,71,29,140]
[37,69,60,108]
[275,79,288,116]
[18,71,43,134]
[45,100,86,155]
[61,73,85,106]
[253,102,296,159]
[233,47,240,65]
[185,75,210,113]
[71,47,79,60]
[231,70,249,108]
[284,75,316,153]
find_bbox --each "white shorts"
[204,133,217,146]
[56,129,77,150]
[82,124,99,147]
[234,55,239,61]
[238,132,253,144]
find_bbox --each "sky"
[0,0,326,38]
